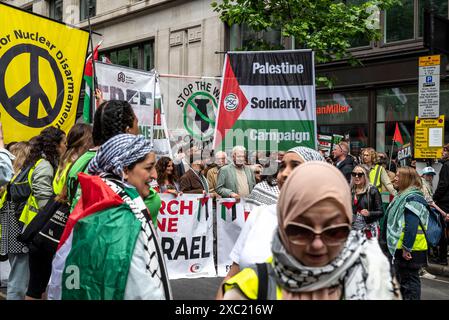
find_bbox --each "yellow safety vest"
[18,159,44,226]
[396,223,428,252]
[369,164,382,191]
[224,258,283,300]
[52,163,71,195]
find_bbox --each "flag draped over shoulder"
[393,122,404,146]
[83,45,99,123]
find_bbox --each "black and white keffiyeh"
[271,230,397,300]
[88,134,153,178]
[288,146,325,162]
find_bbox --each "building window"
[418,0,448,37]
[80,0,96,21]
[316,91,369,156]
[376,83,449,156]
[23,5,33,12]
[100,41,154,71]
[384,0,449,43]
[229,24,283,51]
[384,0,415,43]
[49,0,63,22]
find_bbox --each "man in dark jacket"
[432,143,449,265]
[179,150,209,194]
[332,141,355,183]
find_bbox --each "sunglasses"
[351,172,364,178]
[285,222,351,246]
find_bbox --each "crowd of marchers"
[0,99,448,300]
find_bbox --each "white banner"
[157,193,215,279]
[216,198,251,277]
[158,76,221,153]
[95,62,171,156]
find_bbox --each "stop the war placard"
[157,193,215,279]
[213,50,317,153]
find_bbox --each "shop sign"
[316,103,350,115]
[397,143,412,161]
[414,115,444,159]
[418,55,440,118]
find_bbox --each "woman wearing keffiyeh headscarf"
[47,134,172,300]
[222,161,400,300]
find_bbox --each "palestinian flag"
[47,173,171,300]
[220,199,237,221]
[82,44,100,123]
[197,196,210,221]
[213,51,316,151]
[393,122,404,147]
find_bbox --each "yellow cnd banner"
[0,3,89,143]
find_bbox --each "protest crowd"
[0,95,448,301]
[0,3,448,302]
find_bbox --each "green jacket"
[216,163,256,198]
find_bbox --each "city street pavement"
[1,275,448,300]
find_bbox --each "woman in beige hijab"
[222,162,399,300]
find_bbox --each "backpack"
[408,194,443,248]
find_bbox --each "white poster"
[216,198,251,277]
[157,193,215,279]
[95,62,171,156]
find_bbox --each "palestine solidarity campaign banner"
[213,50,317,152]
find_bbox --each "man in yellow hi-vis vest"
[361,147,397,196]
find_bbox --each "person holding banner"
[179,150,209,194]
[48,134,171,300]
[222,162,399,300]
[216,146,255,200]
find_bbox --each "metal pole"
[389,138,395,171]
[87,5,97,123]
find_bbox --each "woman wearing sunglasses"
[350,165,384,239]
[222,162,399,300]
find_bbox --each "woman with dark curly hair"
[25,124,93,300]
[156,156,180,196]
[4,126,65,300]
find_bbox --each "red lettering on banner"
[168,217,178,232]
[159,200,166,215]
[158,217,178,232]
[180,201,193,215]
[167,200,179,215]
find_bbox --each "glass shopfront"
[376,83,449,158]
[316,91,369,156]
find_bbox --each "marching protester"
[350,165,384,239]
[0,141,30,299]
[47,134,171,300]
[2,127,65,299]
[206,150,227,197]
[361,147,397,196]
[216,146,255,200]
[22,124,93,300]
[383,167,430,300]
[332,141,355,183]
[216,146,324,299]
[432,143,449,266]
[221,162,399,300]
[156,156,181,195]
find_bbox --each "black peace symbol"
[0,44,64,128]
